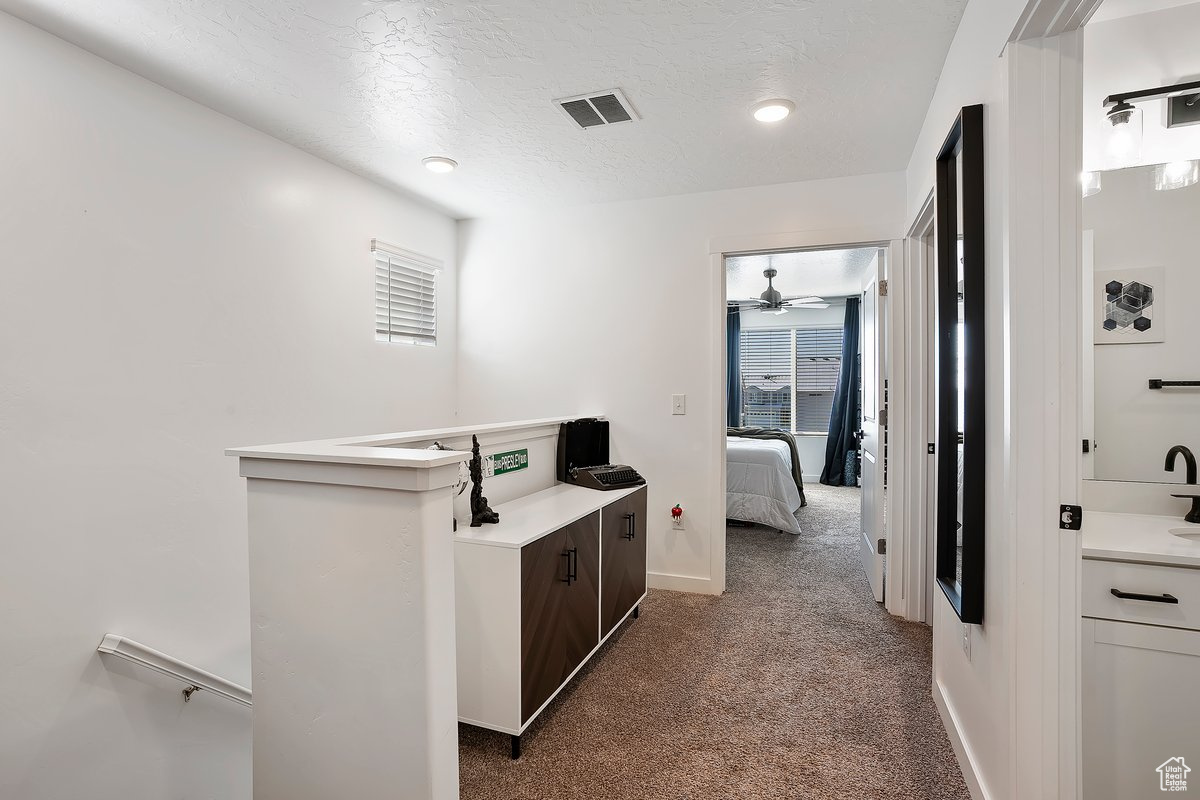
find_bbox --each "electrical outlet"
[671,394,686,415]
[672,514,685,531]
[961,624,972,659]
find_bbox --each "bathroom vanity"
[1082,513,1200,800]
[1079,158,1200,798]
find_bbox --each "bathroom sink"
[1170,528,1200,541]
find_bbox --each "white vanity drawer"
[1083,558,1200,631]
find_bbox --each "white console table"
[455,483,647,758]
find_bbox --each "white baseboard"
[933,678,990,800]
[647,571,718,595]
[802,473,821,483]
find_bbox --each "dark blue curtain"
[726,306,742,427]
[820,298,860,486]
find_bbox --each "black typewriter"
[567,463,645,491]
[557,418,646,491]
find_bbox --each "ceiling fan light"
[767,307,789,315]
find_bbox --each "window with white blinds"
[793,327,843,434]
[373,240,439,346]
[739,326,844,434]
[740,329,793,430]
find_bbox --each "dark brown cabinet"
[519,511,599,722]
[600,486,647,637]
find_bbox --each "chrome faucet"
[1165,445,1200,524]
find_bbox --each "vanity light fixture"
[1081,170,1102,198]
[752,99,794,123]
[422,156,458,173]
[1154,160,1200,191]
[1102,79,1200,167]
[1104,101,1142,166]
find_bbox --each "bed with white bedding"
[726,436,804,534]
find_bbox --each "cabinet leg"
[632,604,640,620]
[510,734,521,760]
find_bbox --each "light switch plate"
[671,394,686,415]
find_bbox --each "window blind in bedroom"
[793,327,842,434]
[739,326,842,434]
[739,328,792,431]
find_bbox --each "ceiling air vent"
[554,89,638,130]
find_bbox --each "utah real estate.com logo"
[1158,757,1190,792]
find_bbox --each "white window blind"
[373,240,439,346]
[793,327,843,434]
[739,326,843,434]
[740,329,793,431]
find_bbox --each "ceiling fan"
[728,266,830,315]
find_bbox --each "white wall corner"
[933,679,992,800]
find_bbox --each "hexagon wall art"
[1094,267,1165,345]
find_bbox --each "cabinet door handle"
[624,512,636,540]
[561,550,573,585]
[1110,588,1179,604]
[566,547,578,584]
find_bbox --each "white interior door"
[860,254,886,602]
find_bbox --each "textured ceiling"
[726,247,880,300]
[0,0,967,218]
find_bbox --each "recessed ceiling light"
[422,156,458,173]
[752,99,794,123]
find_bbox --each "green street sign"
[484,448,529,477]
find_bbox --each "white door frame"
[897,192,937,624]
[1005,21,1089,799]
[708,226,901,596]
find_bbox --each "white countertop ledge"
[455,484,642,549]
[1083,510,1200,569]
[225,415,600,468]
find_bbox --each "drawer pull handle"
[1110,588,1179,604]
[560,547,577,586]
[561,549,578,585]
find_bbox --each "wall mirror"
[1082,162,1200,487]
[935,105,984,625]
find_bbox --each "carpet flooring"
[459,484,969,799]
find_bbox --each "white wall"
[1083,2,1200,173]
[457,173,905,591]
[0,12,458,800]
[902,1,1029,798]
[1085,166,1200,485]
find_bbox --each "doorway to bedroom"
[724,244,889,602]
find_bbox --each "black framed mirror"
[935,105,984,625]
